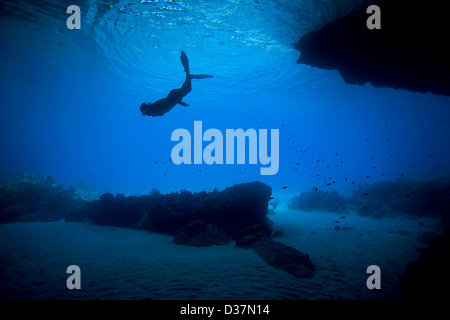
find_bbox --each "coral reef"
[288,188,347,213]
[348,179,450,219]
[288,179,450,221]
[0,175,85,223]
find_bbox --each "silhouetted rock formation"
[173,220,231,247]
[0,175,85,223]
[69,181,273,238]
[235,231,314,279]
[402,230,450,300]
[288,188,347,213]
[296,0,450,96]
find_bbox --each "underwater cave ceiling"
[295,0,450,97]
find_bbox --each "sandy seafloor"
[0,209,441,300]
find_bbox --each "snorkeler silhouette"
[140,50,213,117]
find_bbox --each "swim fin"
[180,50,189,73]
[189,74,214,79]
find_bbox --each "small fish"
[270,197,275,200]
[341,216,346,219]
[326,183,332,186]
[364,193,369,196]
[345,177,348,182]
[351,181,355,184]
[335,221,339,224]
[366,176,371,178]
[315,187,318,192]
[282,186,288,189]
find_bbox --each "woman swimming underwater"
[140,51,213,117]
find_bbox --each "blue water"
[1,0,450,199]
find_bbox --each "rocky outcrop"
[251,238,314,279]
[348,179,450,219]
[296,0,450,96]
[0,175,85,223]
[288,188,347,214]
[402,230,450,300]
[69,181,273,238]
[235,225,314,279]
[173,220,231,247]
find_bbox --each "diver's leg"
[179,74,213,93]
[180,73,192,95]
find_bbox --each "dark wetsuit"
[140,51,213,117]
